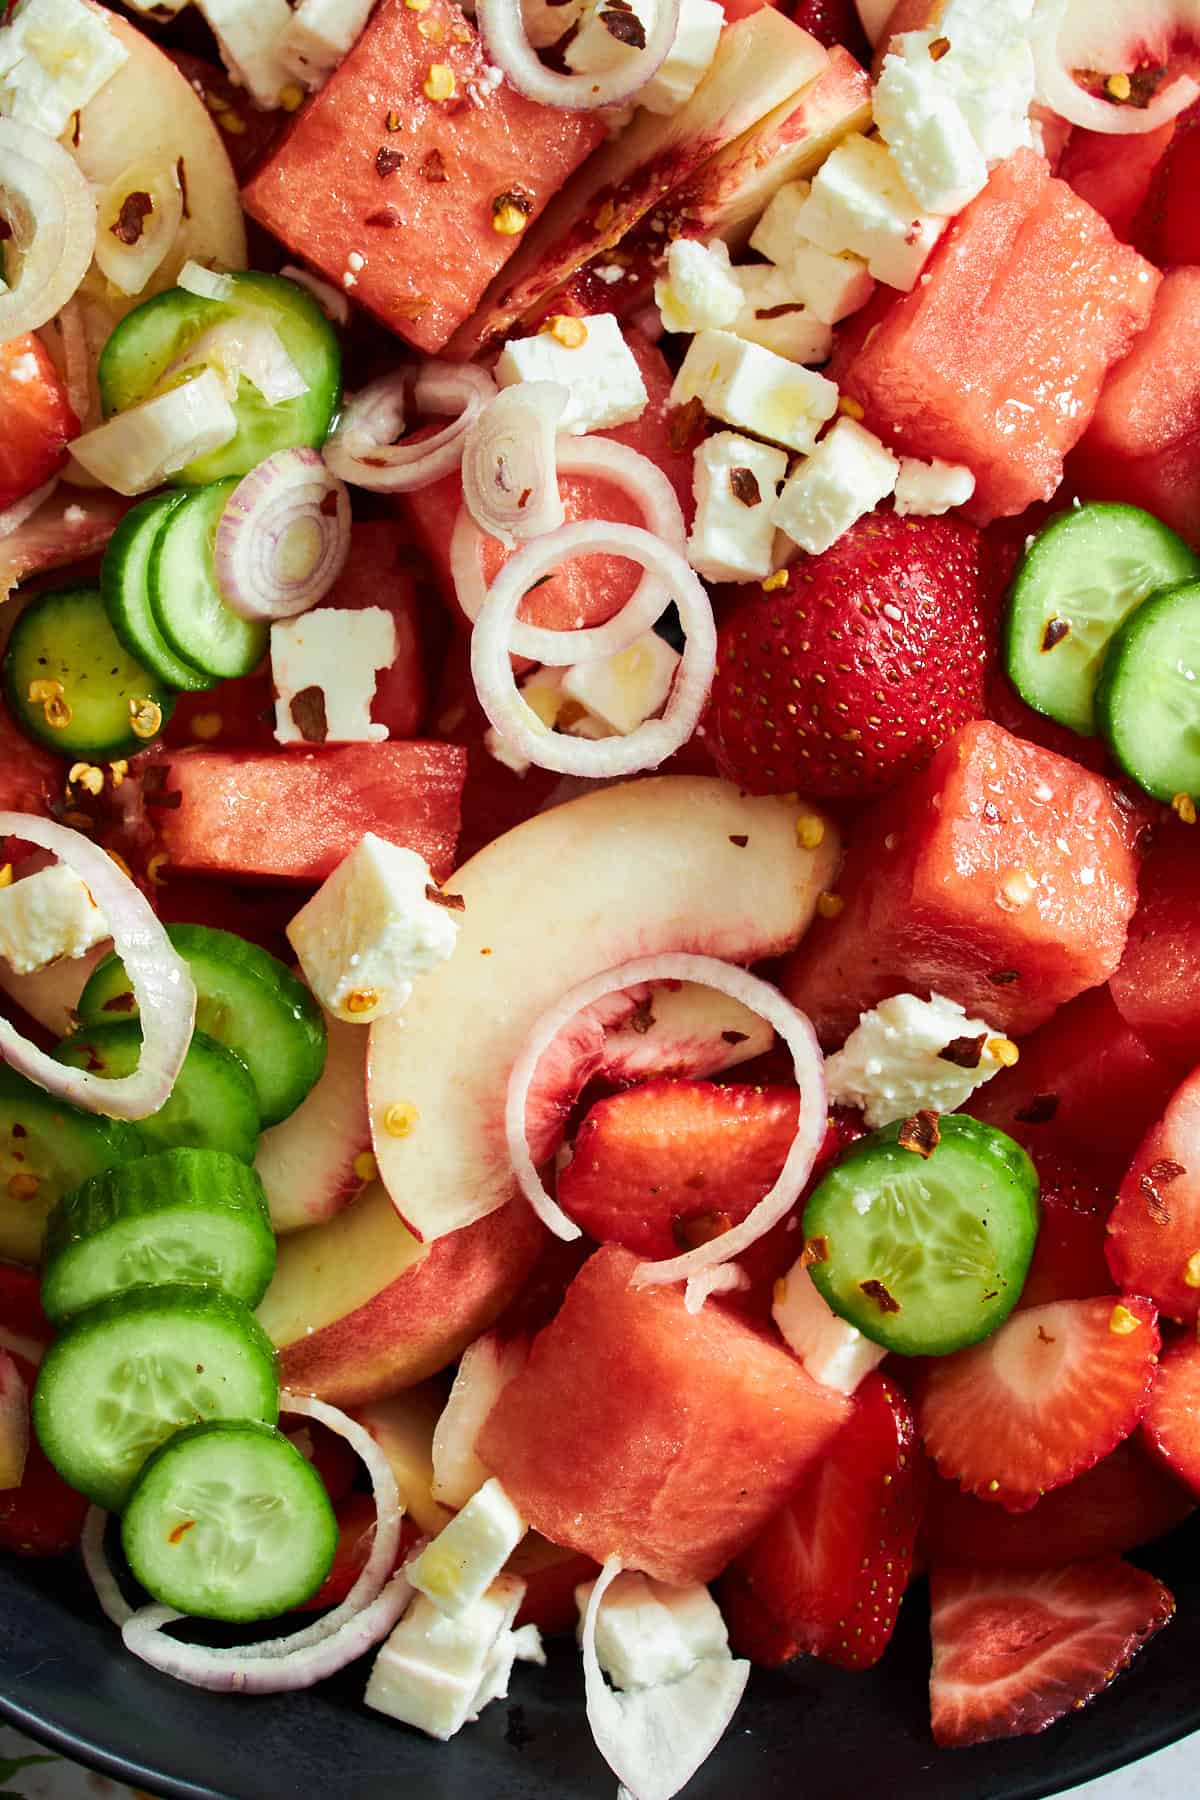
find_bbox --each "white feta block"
[772,1261,887,1396]
[0,0,127,138]
[686,431,787,584]
[772,417,898,555]
[495,315,648,435]
[522,0,585,49]
[407,1478,526,1620]
[575,1570,730,1690]
[0,865,108,976]
[730,266,833,365]
[893,455,976,516]
[898,5,1036,167]
[654,237,742,334]
[873,45,988,217]
[751,186,875,324]
[470,1621,546,1717]
[795,133,947,292]
[195,0,295,110]
[286,832,460,1025]
[483,667,566,776]
[279,0,374,86]
[747,179,810,269]
[271,606,397,746]
[565,0,654,78]
[365,1576,525,1741]
[824,990,1012,1127]
[561,629,680,735]
[670,329,838,455]
[639,0,723,115]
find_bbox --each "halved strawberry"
[556,1078,800,1260]
[917,1296,1160,1511]
[1106,1064,1200,1324]
[1016,1154,1115,1312]
[1142,1338,1200,1499]
[718,1567,801,1668]
[730,1370,925,1670]
[0,1351,86,1556]
[929,1559,1175,1747]
[0,333,77,511]
[293,1492,419,1612]
[0,1260,52,1346]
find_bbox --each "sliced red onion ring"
[214,448,351,622]
[461,381,568,549]
[582,1557,749,1800]
[0,120,97,339]
[82,1507,133,1628]
[471,523,713,775]
[506,954,825,1287]
[1032,0,1199,133]
[477,0,681,110]
[451,434,686,664]
[0,815,194,1121]
[324,362,497,492]
[0,477,59,543]
[177,260,235,303]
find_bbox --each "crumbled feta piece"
[561,629,680,735]
[901,0,1037,166]
[824,990,1013,1127]
[271,607,396,746]
[747,179,811,269]
[639,0,723,115]
[575,1570,730,1691]
[484,667,566,775]
[496,315,648,435]
[873,43,988,217]
[795,133,947,292]
[686,431,788,583]
[893,455,976,516]
[772,1261,887,1395]
[654,237,742,334]
[407,1478,526,1620]
[0,0,127,138]
[0,865,108,976]
[194,0,294,110]
[772,417,898,555]
[670,329,838,455]
[279,0,373,87]
[522,0,584,49]
[286,832,460,1024]
[751,185,876,324]
[365,1575,530,1740]
[729,266,833,365]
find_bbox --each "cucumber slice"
[122,1420,337,1620]
[97,273,341,485]
[41,1148,276,1323]
[147,480,269,680]
[100,494,216,694]
[78,925,327,1128]
[32,1283,279,1510]
[54,1022,261,1164]
[1096,578,1200,803]
[1004,503,1200,738]
[802,1114,1039,1357]
[2,584,175,758]
[0,1065,141,1267]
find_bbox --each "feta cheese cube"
[271,606,397,746]
[364,1575,525,1740]
[670,330,838,455]
[496,315,648,435]
[795,133,947,292]
[0,0,127,138]
[561,629,680,735]
[654,237,742,334]
[407,1478,526,1620]
[575,1570,730,1690]
[730,266,833,365]
[900,1,1037,167]
[751,187,876,324]
[195,0,295,110]
[748,180,811,269]
[873,45,988,217]
[772,417,898,555]
[686,431,788,583]
[824,990,1012,1127]
[639,0,723,115]
[893,455,976,516]
[772,1262,887,1396]
[286,832,460,1024]
[0,865,108,976]
[279,0,374,86]
[470,1621,546,1717]
[483,667,566,776]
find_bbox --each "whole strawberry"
[707,512,994,797]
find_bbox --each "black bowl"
[3,1515,1198,1800]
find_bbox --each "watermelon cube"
[241,0,604,354]
[1058,120,1177,243]
[1110,814,1200,1071]
[158,742,466,882]
[1069,268,1200,551]
[781,720,1144,1045]
[324,520,429,740]
[477,1243,851,1585]
[841,149,1160,522]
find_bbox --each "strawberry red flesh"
[918,1295,1160,1511]
[1142,1338,1200,1499]
[1106,1065,1200,1324]
[929,1558,1175,1747]
[1015,1154,1115,1312]
[0,333,78,512]
[0,1351,87,1557]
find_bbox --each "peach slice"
[0,1351,29,1491]
[368,776,839,1242]
[431,1330,530,1511]
[255,1014,372,1234]
[597,980,773,1084]
[353,1383,456,1538]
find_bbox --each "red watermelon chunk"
[1058,121,1177,243]
[781,721,1144,1046]
[1110,815,1200,1071]
[241,0,604,354]
[477,1243,851,1586]
[158,742,466,882]
[840,149,1160,523]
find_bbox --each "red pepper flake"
[319,491,340,517]
[1041,617,1070,651]
[167,1520,196,1545]
[982,801,1001,825]
[290,686,328,744]
[492,187,534,223]
[70,109,82,147]
[897,1109,940,1157]
[425,884,466,912]
[860,1278,901,1314]
[721,1029,749,1045]
[672,1210,733,1250]
[728,469,761,507]
[1140,1158,1186,1225]
[1015,1092,1059,1124]
[754,301,806,321]
[800,1235,829,1268]
[375,146,406,177]
[600,6,646,47]
[385,108,403,129]
[101,991,138,1014]
[987,968,1021,986]
[11,1123,26,1139]
[420,147,449,182]
[938,1032,988,1069]
[365,207,404,227]
[728,832,749,847]
[0,217,10,241]
[666,396,707,454]
[176,156,190,221]
[628,995,655,1035]
[928,34,950,58]
[393,293,431,320]
[111,191,154,246]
